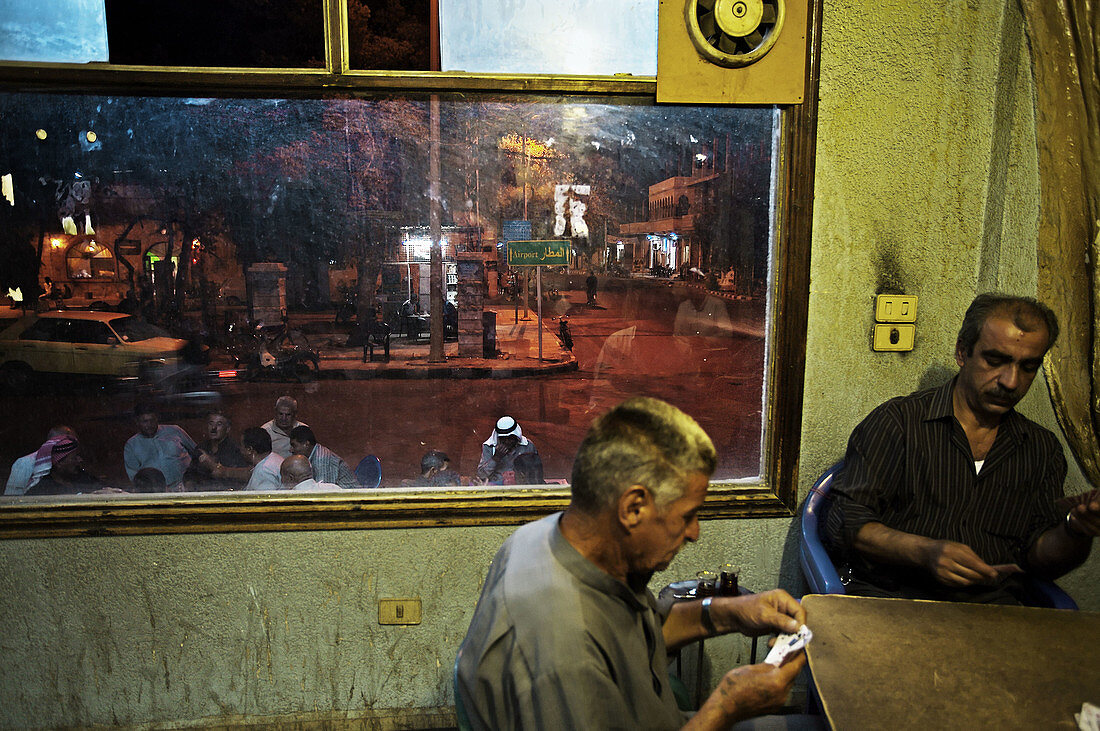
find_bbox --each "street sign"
[507,240,570,267]
[502,220,531,242]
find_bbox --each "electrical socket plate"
[872,324,915,352]
[379,598,422,625]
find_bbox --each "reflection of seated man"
[408,450,461,487]
[594,326,637,379]
[186,411,250,490]
[673,288,733,378]
[26,437,103,496]
[280,455,339,491]
[513,451,544,485]
[262,395,307,459]
[475,416,538,485]
[289,426,359,489]
[824,294,1099,604]
[5,425,77,495]
[241,427,284,491]
[401,296,424,336]
[457,397,808,729]
[132,467,167,493]
[123,403,197,492]
[673,287,732,339]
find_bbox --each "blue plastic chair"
[800,462,847,595]
[354,455,382,488]
[799,461,1077,609]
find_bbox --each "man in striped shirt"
[825,294,1098,603]
[288,425,359,489]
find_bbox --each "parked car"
[0,311,190,392]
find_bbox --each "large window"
[0,2,818,537]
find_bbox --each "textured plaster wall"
[0,521,796,727]
[1,0,1098,726]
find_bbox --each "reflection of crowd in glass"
[4,396,546,496]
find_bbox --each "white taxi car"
[0,311,188,391]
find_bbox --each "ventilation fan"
[686,0,784,68]
[658,0,807,104]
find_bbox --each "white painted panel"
[440,0,656,76]
[0,0,108,63]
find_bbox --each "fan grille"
[686,0,784,68]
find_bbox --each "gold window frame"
[0,0,822,539]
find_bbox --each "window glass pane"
[348,1,432,70]
[19,319,66,342]
[111,317,170,343]
[66,320,112,344]
[66,240,116,279]
[439,0,657,75]
[0,91,775,495]
[0,0,108,63]
[103,0,325,68]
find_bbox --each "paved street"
[1,280,765,488]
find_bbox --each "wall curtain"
[1022,0,1100,487]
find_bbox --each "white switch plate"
[875,295,918,323]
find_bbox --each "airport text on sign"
[507,240,570,267]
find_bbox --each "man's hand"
[1026,490,1096,577]
[920,539,1000,587]
[712,589,804,637]
[688,653,807,728]
[1067,489,1100,538]
[196,451,218,472]
[853,522,1001,588]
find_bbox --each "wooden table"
[803,594,1100,730]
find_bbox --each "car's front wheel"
[0,362,34,394]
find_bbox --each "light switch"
[872,324,915,351]
[875,295,918,323]
[379,598,422,625]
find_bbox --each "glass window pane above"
[0,0,109,63]
[348,1,432,71]
[440,0,657,76]
[103,0,325,68]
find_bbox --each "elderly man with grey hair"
[457,397,808,730]
[261,395,307,458]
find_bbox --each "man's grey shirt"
[457,512,683,730]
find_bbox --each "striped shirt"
[308,443,359,489]
[824,378,1065,596]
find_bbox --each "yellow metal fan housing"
[685,0,785,68]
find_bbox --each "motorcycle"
[557,317,574,351]
[231,318,320,383]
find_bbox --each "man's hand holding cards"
[764,624,812,667]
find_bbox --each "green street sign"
[507,240,570,267]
